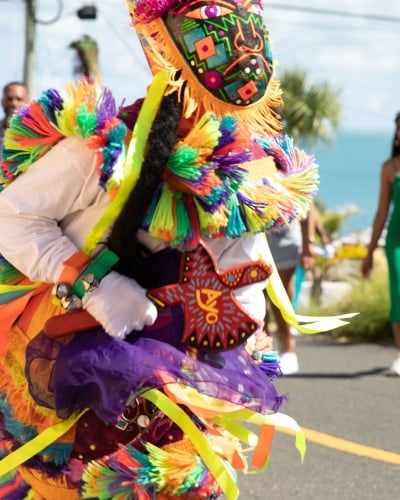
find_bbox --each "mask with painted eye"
[163,0,274,107]
[127,0,282,135]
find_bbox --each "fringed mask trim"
[129,0,283,135]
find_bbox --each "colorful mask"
[127,0,283,135]
[163,1,274,107]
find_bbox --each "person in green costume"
[362,112,400,375]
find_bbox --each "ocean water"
[312,130,393,237]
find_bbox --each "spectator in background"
[266,204,316,375]
[362,111,400,376]
[0,81,29,154]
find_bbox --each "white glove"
[82,271,158,339]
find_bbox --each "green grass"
[301,268,393,343]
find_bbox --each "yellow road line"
[277,426,400,465]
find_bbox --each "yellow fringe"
[0,288,76,441]
[176,111,221,153]
[17,465,80,500]
[0,326,72,438]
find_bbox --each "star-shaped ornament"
[147,241,272,351]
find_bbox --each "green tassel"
[168,145,203,180]
[76,106,97,137]
[173,193,191,245]
[148,184,176,240]
[226,198,247,237]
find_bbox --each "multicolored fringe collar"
[0,80,127,192]
[141,112,319,248]
[0,80,318,250]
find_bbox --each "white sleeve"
[205,233,269,323]
[0,136,104,283]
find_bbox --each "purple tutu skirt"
[26,306,283,423]
[26,246,283,424]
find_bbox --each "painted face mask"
[163,0,274,107]
[128,0,283,134]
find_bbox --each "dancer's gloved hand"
[82,271,158,339]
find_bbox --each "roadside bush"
[303,266,392,343]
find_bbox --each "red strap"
[43,310,100,338]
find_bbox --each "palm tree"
[278,68,341,147]
[279,67,345,236]
[279,67,345,238]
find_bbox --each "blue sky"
[1,0,399,131]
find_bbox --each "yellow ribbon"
[263,234,358,333]
[82,70,169,255]
[161,377,305,472]
[142,388,240,500]
[213,408,307,463]
[0,409,87,477]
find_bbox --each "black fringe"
[107,91,182,286]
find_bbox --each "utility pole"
[22,2,97,96]
[24,0,36,95]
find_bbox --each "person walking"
[266,211,316,375]
[362,112,400,375]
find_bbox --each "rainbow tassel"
[82,441,222,499]
[165,112,225,200]
[82,457,151,499]
[178,112,221,153]
[1,81,127,192]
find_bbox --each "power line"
[268,14,399,35]
[266,3,400,24]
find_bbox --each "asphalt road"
[235,333,400,500]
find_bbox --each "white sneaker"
[388,356,400,376]
[279,352,299,375]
